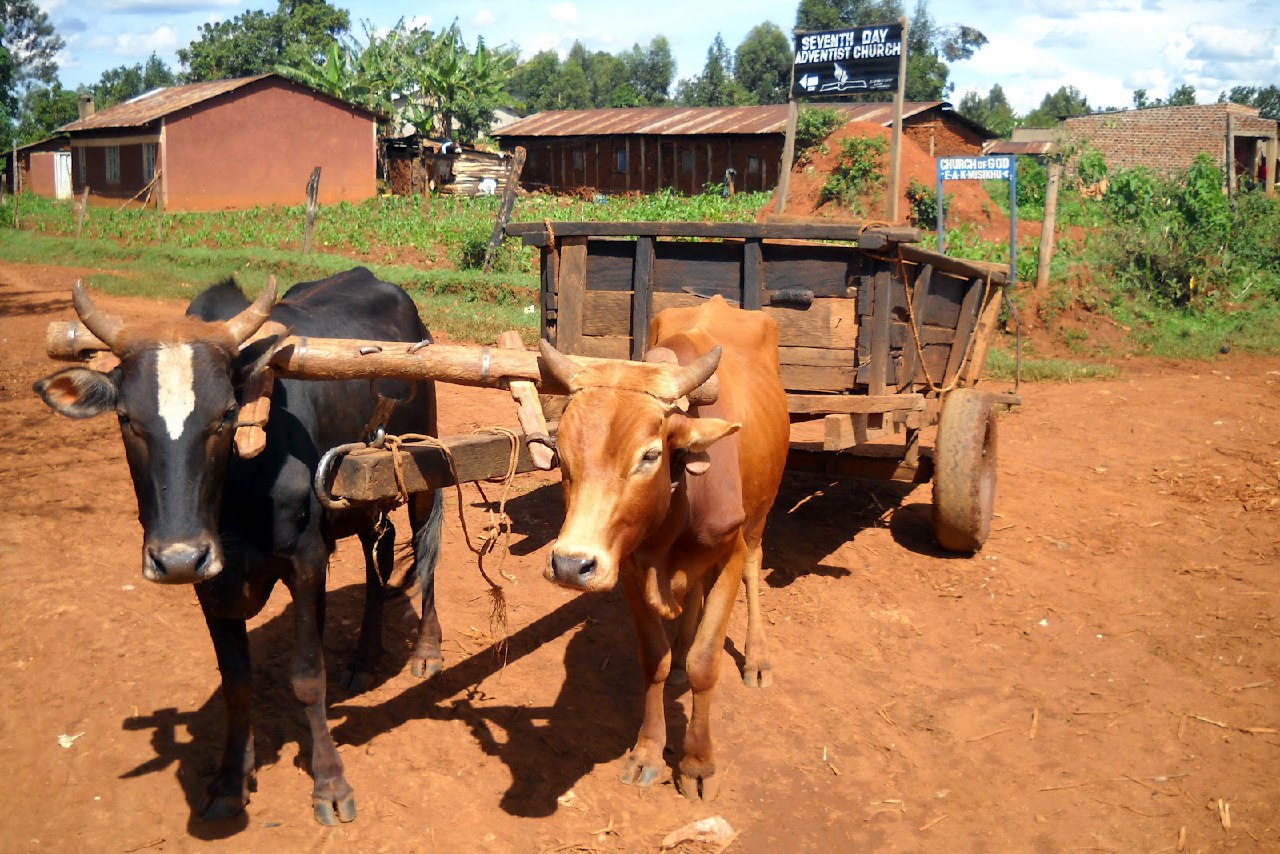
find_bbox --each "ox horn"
[673,345,722,399]
[538,338,581,390]
[225,275,277,346]
[72,280,125,352]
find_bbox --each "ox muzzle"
[547,547,601,590]
[142,537,223,584]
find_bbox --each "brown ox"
[539,295,789,800]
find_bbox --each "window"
[105,146,120,184]
[143,143,157,183]
[614,148,627,173]
[680,148,694,175]
[747,155,761,175]
[572,148,584,170]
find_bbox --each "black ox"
[34,267,445,825]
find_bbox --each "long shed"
[492,101,992,195]
[59,74,379,211]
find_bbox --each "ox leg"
[198,612,255,820]
[341,519,395,693]
[287,556,356,825]
[619,564,672,788]
[678,540,747,801]
[669,575,707,687]
[408,488,444,679]
[741,538,772,688]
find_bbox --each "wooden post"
[482,146,526,273]
[153,170,163,242]
[1267,135,1277,197]
[775,98,799,215]
[75,186,90,238]
[886,16,909,223]
[302,166,321,253]
[1035,160,1062,289]
[630,236,654,360]
[1226,113,1236,198]
[11,141,18,228]
[496,330,555,471]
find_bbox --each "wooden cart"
[505,220,1020,552]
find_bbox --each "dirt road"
[1,263,1276,851]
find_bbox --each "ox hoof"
[411,655,443,680]
[677,758,722,802]
[340,666,377,694]
[742,663,773,688]
[313,792,357,826]
[199,793,248,822]
[619,747,665,788]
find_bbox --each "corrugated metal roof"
[61,76,271,131]
[985,140,1057,156]
[494,102,947,137]
[59,74,379,132]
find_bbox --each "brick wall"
[1063,104,1278,175]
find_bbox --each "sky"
[47,0,1279,114]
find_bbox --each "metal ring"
[313,440,367,511]
[480,347,491,382]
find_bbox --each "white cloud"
[473,9,496,27]
[1185,24,1277,62]
[106,25,180,57]
[548,2,579,24]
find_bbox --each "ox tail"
[395,488,444,595]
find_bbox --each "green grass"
[1110,297,1280,360]
[983,346,1120,383]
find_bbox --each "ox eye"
[215,404,237,434]
[634,446,662,472]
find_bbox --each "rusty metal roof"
[984,139,1057,156]
[59,74,378,132]
[494,102,952,137]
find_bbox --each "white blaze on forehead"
[155,343,196,440]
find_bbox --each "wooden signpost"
[776,19,908,220]
[302,167,321,253]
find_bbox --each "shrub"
[906,178,949,225]
[795,107,847,160]
[819,135,887,214]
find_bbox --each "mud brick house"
[1063,103,1277,193]
[59,74,379,210]
[493,101,991,194]
[10,136,73,199]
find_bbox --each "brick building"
[493,101,991,195]
[1063,103,1277,192]
[60,74,379,210]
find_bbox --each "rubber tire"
[932,389,998,553]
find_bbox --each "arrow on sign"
[799,74,819,91]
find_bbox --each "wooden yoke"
[233,321,288,458]
[45,323,721,405]
[496,330,555,470]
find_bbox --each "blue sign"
[937,155,1015,181]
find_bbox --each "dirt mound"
[763,121,1005,230]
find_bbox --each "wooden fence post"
[483,147,526,273]
[1035,160,1062,289]
[153,170,163,242]
[302,166,321,253]
[75,186,90,238]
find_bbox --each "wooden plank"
[541,246,557,342]
[556,237,588,355]
[653,240,743,294]
[496,330,555,470]
[329,430,546,503]
[584,239,635,292]
[898,242,1008,285]
[943,277,984,387]
[779,346,857,367]
[896,262,932,391]
[630,236,654,360]
[507,220,922,246]
[583,291,857,350]
[867,267,892,392]
[742,238,763,310]
[579,335,630,359]
[762,242,858,298]
[920,270,967,329]
[785,444,934,484]
[962,279,1004,387]
[780,364,854,393]
[787,393,925,415]
[823,414,856,451]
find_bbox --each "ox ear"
[670,414,739,452]
[33,366,119,419]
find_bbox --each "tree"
[622,37,675,105]
[1,0,64,92]
[1219,85,1280,120]
[16,81,77,141]
[93,54,178,109]
[509,50,589,113]
[1131,84,1198,111]
[735,23,791,105]
[957,83,1015,136]
[1023,85,1090,127]
[676,33,745,106]
[179,0,350,81]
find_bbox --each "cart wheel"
[932,389,998,553]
